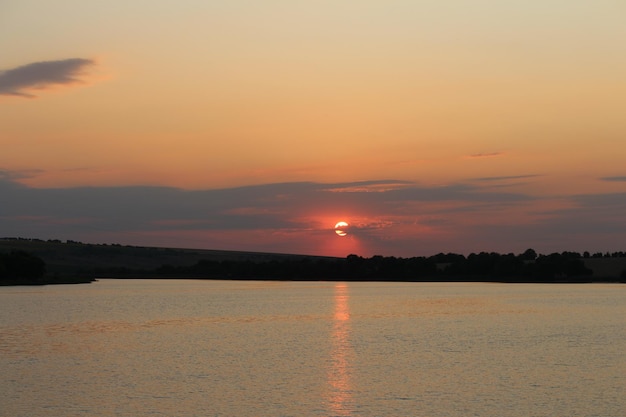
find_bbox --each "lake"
[1,280,624,416]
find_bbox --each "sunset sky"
[2,1,625,257]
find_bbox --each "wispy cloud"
[0,58,95,98]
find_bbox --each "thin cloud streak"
[322,180,414,193]
[471,174,541,182]
[465,152,504,159]
[0,168,44,181]
[0,58,95,98]
[600,176,626,182]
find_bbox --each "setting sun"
[335,221,349,237]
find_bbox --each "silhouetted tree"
[520,248,537,261]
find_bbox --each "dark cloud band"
[1,174,623,256]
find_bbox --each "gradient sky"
[2,1,625,257]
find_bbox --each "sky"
[1,0,625,257]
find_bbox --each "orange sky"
[1,1,625,256]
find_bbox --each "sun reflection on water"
[328,283,354,416]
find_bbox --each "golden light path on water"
[328,283,354,415]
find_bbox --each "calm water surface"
[1,280,624,416]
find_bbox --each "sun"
[334,221,349,237]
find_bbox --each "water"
[1,280,624,416]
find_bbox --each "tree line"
[152,249,603,282]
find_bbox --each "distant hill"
[0,238,336,279]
